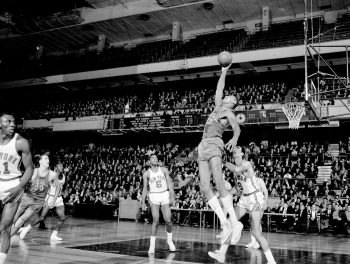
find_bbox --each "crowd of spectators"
[41,139,350,234]
[18,80,288,120]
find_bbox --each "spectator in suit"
[307,204,321,233]
[295,203,307,232]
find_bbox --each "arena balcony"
[1,9,350,86]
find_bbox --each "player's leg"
[0,201,20,264]
[250,210,276,264]
[10,202,28,236]
[160,201,176,252]
[209,205,247,262]
[19,205,50,240]
[199,159,232,244]
[11,209,35,238]
[51,205,66,241]
[210,156,243,243]
[245,211,262,249]
[148,202,160,254]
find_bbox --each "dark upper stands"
[1,15,349,81]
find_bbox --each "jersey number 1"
[1,162,10,174]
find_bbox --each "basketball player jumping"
[141,154,176,254]
[19,161,66,241]
[209,147,276,264]
[0,113,34,264]
[197,63,243,247]
[10,154,59,238]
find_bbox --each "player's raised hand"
[225,138,237,152]
[221,63,232,72]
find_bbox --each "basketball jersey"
[29,168,52,200]
[203,108,228,139]
[148,167,168,193]
[256,178,265,192]
[233,160,259,194]
[0,133,22,180]
[48,173,65,197]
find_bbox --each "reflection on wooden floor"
[6,217,350,264]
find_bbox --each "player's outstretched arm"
[223,160,236,172]
[215,64,232,107]
[224,111,240,152]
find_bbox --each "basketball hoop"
[282,102,305,129]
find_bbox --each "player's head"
[0,113,16,137]
[55,161,63,173]
[39,154,50,168]
[232,146,244,163]
[149,154,159,166]
[222,95,238,109]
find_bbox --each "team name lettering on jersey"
[149,175,166,184]
[0,152,19,165]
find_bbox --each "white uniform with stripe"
[234,160,264,212]
[45,174,65,209]
[148,167,170,205]
[0,133,22,202]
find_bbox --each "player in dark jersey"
[197,64,243,252]
[0,113,33,264]
[10,154,59,237]
[19,162,66,241]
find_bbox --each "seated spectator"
[307,204,321,233]
[295,203,307,232]
[332,204,345,234]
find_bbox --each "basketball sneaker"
[51,231,62,241]
[208,250,225,263]
[251,241,260,249]
[245,241,254,248]
[19,225,32,240]
[230,221,243,245]
[167,240,176,252]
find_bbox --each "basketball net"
[282,102,305,129]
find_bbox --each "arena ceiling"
[0,0,349,54]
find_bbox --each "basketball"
[217,51,232,67]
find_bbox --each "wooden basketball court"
[5,217,350,264]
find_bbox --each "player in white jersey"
[0,113,33,264]
[19,162,66,241]
[209,147,276,264]
[141,154,176,254]
[245,174,268,249]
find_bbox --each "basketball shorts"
[149,191,170,205]
[19,193,45,214]
[45,195,64,209]
[0,177,23,204]
[237,191,264,212]
[198,137,224,161]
